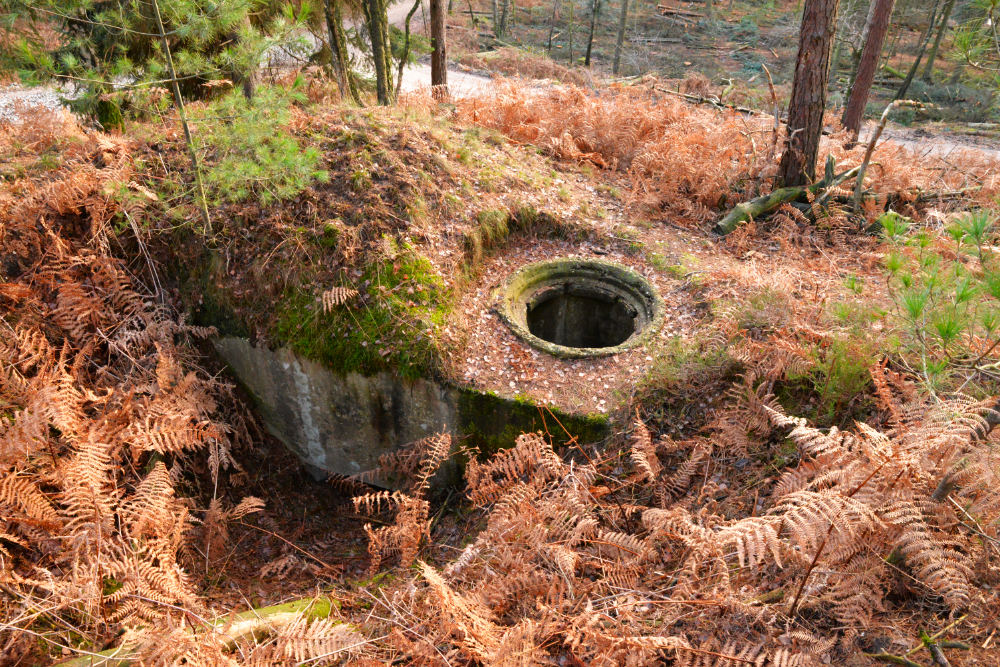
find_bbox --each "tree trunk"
[777,0,841,188]
[395,0,421,99]
[547,0,562,54]
[568,0,575,63]
[325,0,361,105]
[841,0,895,142]
[922,0,955,82]
[895,0,940,100]
[363,0,393,105]
[584,0,600,67]
[613,0,629,74]
[494,0,511,37]
[843,0,876,93]
[430,0,447,96]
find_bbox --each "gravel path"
[0,84,64,123]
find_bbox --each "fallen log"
[864,653,925,667]
[714,165,861,235]
[56,596,337,667]
[657,4,703,17]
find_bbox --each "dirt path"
[864,124,1000,161]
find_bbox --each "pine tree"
[777,0,841,187]
[841,0,896,143]
[0,0,305,124]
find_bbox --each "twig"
[150,0,212,235]
[234,520,338,571]
[761,64,779,168]
[905,614,969,656]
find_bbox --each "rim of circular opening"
[495,258,665,359]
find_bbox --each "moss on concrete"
[456,389,610,455]
[271,245,450,380]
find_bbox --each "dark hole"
[526,286,637,349]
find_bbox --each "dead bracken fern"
[0,114,361,665]
[352,433,452,574]
[344,389,999,664]
[458,79,1000,229]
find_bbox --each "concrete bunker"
[497,258,664,358]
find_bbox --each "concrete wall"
[213,337,458,476]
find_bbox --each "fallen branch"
[652,85,764,116]
[853,100,925,208]
[656,4,703,18]
[714,165,861,235]
[55,596,337,667]
[865,653,925,667]
[919,630,951,667]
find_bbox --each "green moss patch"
[272,245,450,379]
[457,389,610,455]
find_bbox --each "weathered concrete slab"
[213,337,457,475]
[212,336,610,481]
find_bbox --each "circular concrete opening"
[497,258,663,358]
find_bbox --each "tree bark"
[568,0,575,63]
[895,0,940,100]
[325,0,361,105]
[613,0,629,74]
[584,0,601,67]
[777,0,841,188]
[363,0,394,105]
[430,0,448,95]
[547,0,562,54]
[395,0,421,98]
[922,0,955,82]
[841,0,895,142]
[494,0,511,37]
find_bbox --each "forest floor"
[4,12,1000,666]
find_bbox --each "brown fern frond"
[320,286,359,312]
[629,417,661,483]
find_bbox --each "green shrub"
[191,84,328,206]
[883,209,1000,390]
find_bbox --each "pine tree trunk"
[584,0,600,67]
[325,0,361,105]
[613,0,629,74]
[494,0,511,37]
[568,0,575,63]
[547,0,562,54]
[777,0,841,188]
[922,0,954,82]
[842,0,875,93]
[364,0,393,105]
[895,0,940,100]
[841,0,895,142]
[430,0,448,96]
